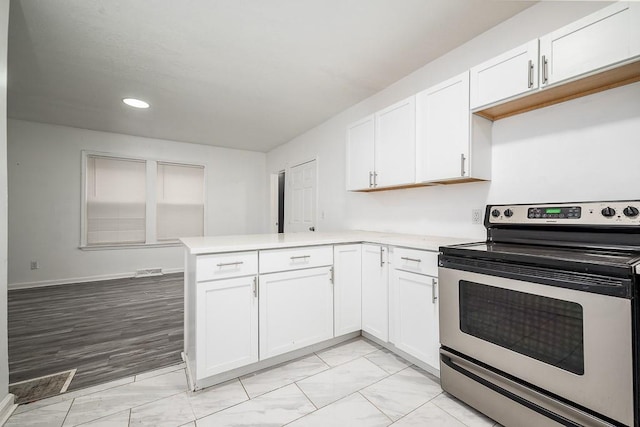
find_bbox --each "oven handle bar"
[440,349,620,427]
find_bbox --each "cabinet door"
[540,2,639,87]
[334,244,362,336]
[361,244,389,342]
[374,97,416,188]
[416,72,470,182]
[196,276,258,379]
[389,270,439,369]
[259,267,333,359]
[470,39,538,109]
[346,115,375,191]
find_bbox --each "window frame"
[80,150,207,250]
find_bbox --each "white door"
[540,2,638,87]
[259,267,334,359]
[374,96,416,188]
[469,39,538,109]
[416,71,470,182]
[196,276,258,379]
[390,270,439,369]
[287,160,317,232]
[334,244,362,336]
[361,244,389,342]
[346,115,375,191]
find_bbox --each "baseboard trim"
[0,393,17,425]
[8,268,184,290]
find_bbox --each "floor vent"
[135,268,163,278]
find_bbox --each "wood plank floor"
[8,273,183,391]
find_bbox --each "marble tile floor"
[5,337,501,427]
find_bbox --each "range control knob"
[601,207,616,217]
[623,206,639,217]
[491,209,501,218]
[504,209,514,218]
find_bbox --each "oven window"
[459,281,584,375]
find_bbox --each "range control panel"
[487,201,640,226]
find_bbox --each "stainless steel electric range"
[438,200,640,427]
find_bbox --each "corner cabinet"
[540,1,640,88]
[416,71,491,183]
[334,244,362,336]
[361,244,389,342]
[346,97,416,191]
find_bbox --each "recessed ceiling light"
[122,98,150,109]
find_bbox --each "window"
[82,153,205,248]
[157,163,205,241]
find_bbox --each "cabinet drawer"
[391,247,438,276]
[259,245,333,274]
[196,251,258,282]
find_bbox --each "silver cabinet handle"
[380,247,385,267]
[373,172,378,188]
[542,55,548,84]
[432,278,438,303]
[527,59,534,89]
[290,255,310,260]
[460,153,466,177]
[329,266,334,285]
[217,261,244,267]
[253,276,258,298]
[369,171,373,188]
[401,256,421,263]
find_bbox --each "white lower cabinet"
[390,268,439,369]
[334,244,362,336]
[361,244,389,342]
[259,266,334,359]
[196,275,259,379]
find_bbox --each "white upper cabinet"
[346,115,375,191]
[540,2,640,87]
[374,96,416,189]
[470,39,539,109]
[416,71,491,183]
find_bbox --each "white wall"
[0,0,9,406]
[7,120,267,287]
[267,2,640,240]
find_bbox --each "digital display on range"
[528,206,581,219]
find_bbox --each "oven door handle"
[440,349,617,427]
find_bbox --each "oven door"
[439,267,634,426]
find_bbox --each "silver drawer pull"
[401,256,421,263]
[290,255,310,260]
[217,261,244,267]
[432,278,438,303]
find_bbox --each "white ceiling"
[8,0,534,152]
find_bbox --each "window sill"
[79,242,183,251]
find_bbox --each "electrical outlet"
[472,209,483,225]
[30,261,39,270]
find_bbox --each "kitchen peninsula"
[180,231,472,391]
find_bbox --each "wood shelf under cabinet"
[350,177,487,192]
[474,59,640,121]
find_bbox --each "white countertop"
[180,230,478,255]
